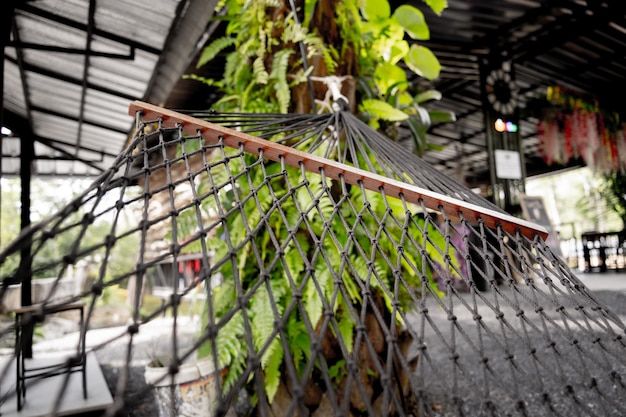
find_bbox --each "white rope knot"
[310,75,350,112]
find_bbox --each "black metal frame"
[14,302,88,411]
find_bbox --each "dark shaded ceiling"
[415,0,626,184]
[2,0,626,183]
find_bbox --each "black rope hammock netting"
[0,101,625,417]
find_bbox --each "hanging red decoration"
[535,86,625,174]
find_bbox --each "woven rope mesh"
[1,104,625,417]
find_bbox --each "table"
[581,230,626,272]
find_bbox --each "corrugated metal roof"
[3,0,626,183]
[2,0,217,177]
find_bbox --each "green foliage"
[360,0,391,21]
[360,99,409,123]
[423,0,448,16]
[192,147,458,403]
[0,179,140,281]
[406,45,441,80]
[334,0,455,155]
[599,171,626,228]
[189,0,457,406]
[193,0,453,155]
[269,50,295,113]
[395,5,430,40]
[192,0,333,113]
[197,37,237,68]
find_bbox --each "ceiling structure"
[1,0,217,177]
[414,0,626,184]
[2,0,626,184]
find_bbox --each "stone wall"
[1,277,81,313]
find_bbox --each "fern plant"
[183,0,458,409]
[190,145,453,403]
[188,0,332,113]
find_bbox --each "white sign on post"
[494,149,522,180]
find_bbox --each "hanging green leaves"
[360,99,410,122]
[405,44,441,80]
[394,5,429,40]
[424,0,449,16]
[374,62,408,94]
[360,0,391,21]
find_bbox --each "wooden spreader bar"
[128,101,548,240]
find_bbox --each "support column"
[5,0,35,357]
[18,130,34,358]
[1,0,18,245]
[480,56,525,215]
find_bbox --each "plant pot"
[144,358,221,417]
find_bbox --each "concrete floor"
[0,271,624,417]
[0,352,113,417]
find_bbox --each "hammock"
[0,101,624,417]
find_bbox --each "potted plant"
[144,348,223,417]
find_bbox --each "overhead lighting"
[494,119,518,133]
[1,126,12,136]
[506,121,518,132]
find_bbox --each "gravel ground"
[8,277,625,417]
[408,287,626,417]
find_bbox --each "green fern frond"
[290,66,314,87]
[274,80,290,114]
[237,37,259,58]
[182,73,220,87]
[197,37,237,68]
[286,314,311,377]
[252,58,269,85]
[349,254,369,280]
[251,285,284,365]
[282,21,307,44]
[373,258,391,287]
[209,312,245,391]
[336,299,355,353]
[305,36,337,74]
[305,266,330,327]
[269,49,293,81]
[248,283,286,402]
[284,238,307,283]
[222,51,240,88]
[264,338,283,403]
[295,173,334,225]
[263,0,281,7]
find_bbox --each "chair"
[13,301,87,411]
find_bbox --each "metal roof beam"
[6,41,134,60]
[4,55,136,101]
[143,0,220,105]
[35,138,105,173]
[518,61,600,93]
[471,2,554,51]
[11,17,34,128]
[30,105,127,135]
[36,135,117,159]
[75,0,96,156]
[512,18,591,63]
[16,3,161,55]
